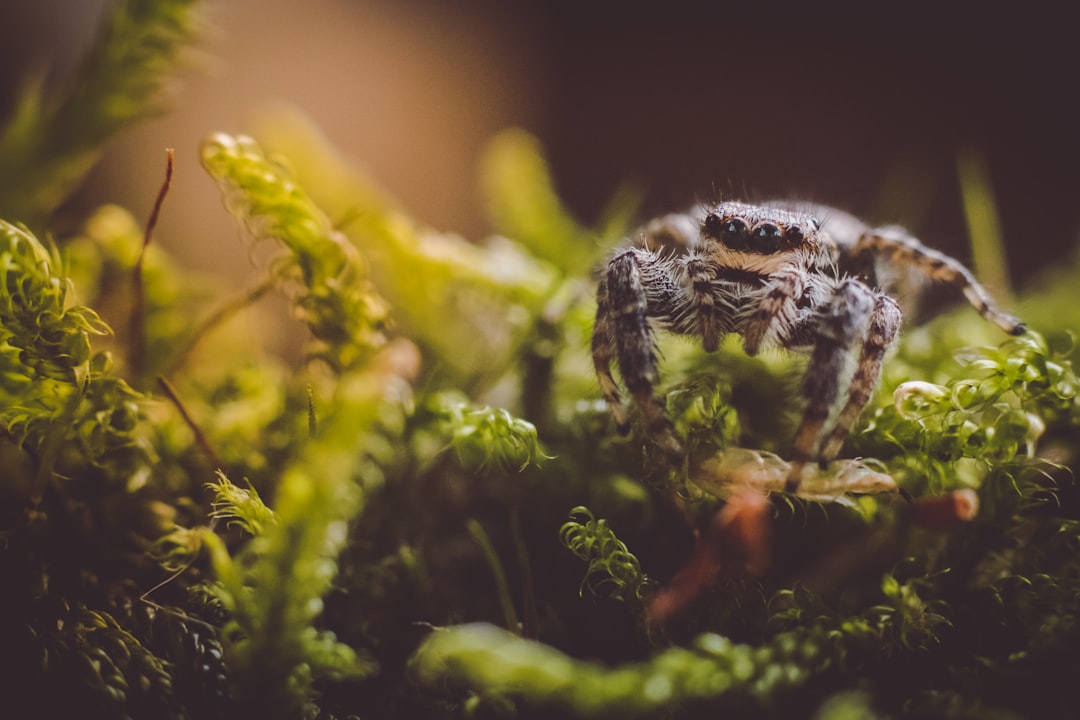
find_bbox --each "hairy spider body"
[592,200,1025,491]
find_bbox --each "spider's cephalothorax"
[592,200,1025,490]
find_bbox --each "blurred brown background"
[1,0,1076,288]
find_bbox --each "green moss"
[0,0,203,225]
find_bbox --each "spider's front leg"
[592,248,683,459]
[786,279,901,492]
[819,293,902,462]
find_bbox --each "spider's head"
[701,202,822,257]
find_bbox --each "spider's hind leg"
[786,279,884,492]
[593,248,683,460]
[856,225,1025,335]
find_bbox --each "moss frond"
[64,204,221,382]
[205,470,276,536]
[420,390,548,473]
[200,132,390,371]
[0,220,154,493]
[197,366,398,716]
[411,622,824,716]
[559,506,650,602]
[480,128,608,274]
[247,110,560,386]
[0,0,203,223]
[850,330,1079,497]
[0,220,108,388]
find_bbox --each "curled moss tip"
[199,131,390,370]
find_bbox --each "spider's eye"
[711,216,750,250]
[785,225,804,243]
[753,223,783,253]
[703,212,725,237]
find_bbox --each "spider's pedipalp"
[740,268,806,356]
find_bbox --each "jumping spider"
[592,200,1025,491]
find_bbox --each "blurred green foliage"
[2,4,1080,718]
[0,0,202,225]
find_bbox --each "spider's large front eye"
[753,223,783,253]
[712,216,750,250]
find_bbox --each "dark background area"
[1,1,1076,288]
[532,3,1077,287]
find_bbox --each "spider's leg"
[856,226,1025,335]
[596,248,682,459]
[786,279,876,492]
[740,268,803,356]
[819,294,902,462]
[592,277,629,431]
